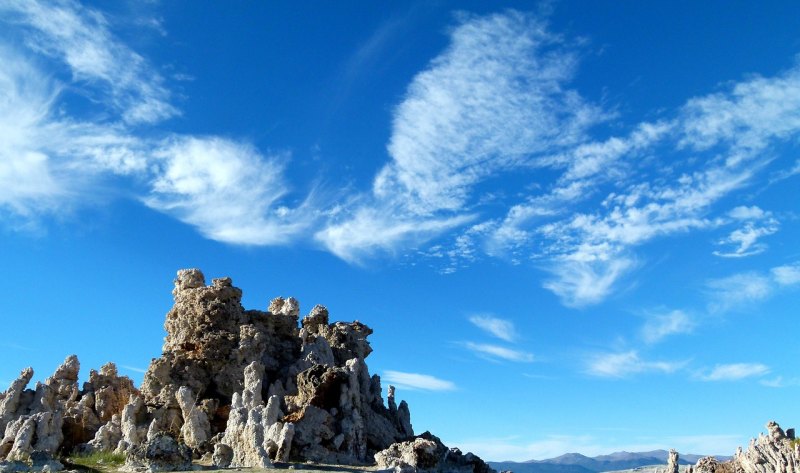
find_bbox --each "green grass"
[67,450,126,469]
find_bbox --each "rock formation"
[1,268,495,472]
[0,356,137,469]
[686,421,800,473]
[128,269,416,465]
[665,449,679,473]
[374,431,494,473]
[124,432,191,472]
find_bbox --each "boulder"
[374,432,495,473]
[124,432,191,472]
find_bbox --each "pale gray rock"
[666,449,679,473]
[731,420,800,473]
[124,432,191,472]
[220,361,297,467]
[5,417,36,462]
[175,387,210,449]
[29,451,63,472]
[374,432,495,473]
[0,368,34,434]
[212,443,233,468]
[86,363,138,424]
[87,414,122,452]
[116,395,145,454]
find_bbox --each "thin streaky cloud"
[586,351,686,378]
[463,342,534,363]
[0,0,177,124]
[316,10,605,263]
[468,315,518,342]
[697,363,770,382]
[772,263,800,286]
[383,370,457,392]
[120,365,147,374]
[640,310,695,344]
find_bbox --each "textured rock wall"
[0,356,137,464]
[132,269,415,465]
[687,421,800,473]
[1,268,498,472]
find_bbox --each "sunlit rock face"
[0,268,500,471]
[132,268,415,465]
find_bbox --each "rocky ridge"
[681,421,799,473]
[0,269,493,473]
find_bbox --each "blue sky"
[2,0,800,462]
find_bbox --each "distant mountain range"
[488,450,733,473]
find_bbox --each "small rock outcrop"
[374,431,494,473]
[732,421,800,473]
[687,421,800,473]
[666,449,679,473]
[0,356,136,469]
[214,361,293,468]
[124,432,192,472]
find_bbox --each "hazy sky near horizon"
[2,0,800,462]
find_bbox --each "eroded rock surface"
[374,432,495,473]
[2,268,493,471]
[132,269,416,465]
[666,449,679,473]
[124,432,191,472]
[0,356,136,468]
[686,421,800,473]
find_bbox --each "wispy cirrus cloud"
[0,0,314,243]
[713,206,779,258]
[640,310,695,344]
[383,370,457,392]
[706,262,800,313]
[697,363,770,382]
[586,351,686,378]
[0,0,177,124]
[462,342,534,363]
[771,262,800,286]
[145,137,314,246]
[468,315,518,342]
[316,11,605,263]
[479,60,800,307]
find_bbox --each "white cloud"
[462,342,534,363]
[713,221,779,258]
[376,11,603,215]
[0,0,177,124]
[383,370,456,392]
[542,257,636,308]
[772,263,800,286]
[0,45,148,221]
[317,10,605,262]
[120,365,147,374]
[640,310,695,344]
[586,351,685,378]
[483,62,800,306]
[698,363,770,382]
[728,205,766,220]
[760,376,800,388]
[468,315,518,342]
[705,262,800,312]
[680,65,800,161]
[316,207,474,264]
[713,206,779,258]
[145,137,313,246]
[706,272,773,313]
